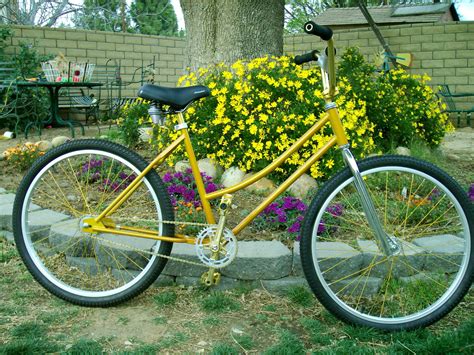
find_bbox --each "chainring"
[195,226,237,268]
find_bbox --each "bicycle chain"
[88,218,214,268]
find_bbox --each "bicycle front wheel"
[13,139,174,306]
[300,155,473,330]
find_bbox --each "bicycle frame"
[83,38,357,245]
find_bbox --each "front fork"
[341,146,401,256]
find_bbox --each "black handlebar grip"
[304,21,333,41]
[294,50,319,65]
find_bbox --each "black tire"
[300,155,473,330]
[13,139,174,306]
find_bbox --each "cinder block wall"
[4,22,473,106]
[285,21,474,95]
[4,25,185,98]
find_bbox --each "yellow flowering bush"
[167,55,373,181]
[4,142,45,170]
[338,47,452,149]
[147,48,450,181]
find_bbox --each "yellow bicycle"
[13,22,473,330]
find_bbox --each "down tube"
[232,136,337,235]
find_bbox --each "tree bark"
[181,0,284,70]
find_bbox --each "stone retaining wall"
[1,187,464,294]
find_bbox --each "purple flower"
[468,183,474,202]
[205,182,217,193]
[288,222,300,233]
[317,220,326,234]
[163,172,172,183]
[327,203,343,217]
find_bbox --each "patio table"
[16,81,103,138]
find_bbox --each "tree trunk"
[181,0,284,70]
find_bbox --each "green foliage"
[173,48,451,181]
[201,292,241,313]
[116,101,149,147]
[211,343,239,355]
[130,0,178,36]
[153,290,178,307]
[0,26,13,57]
[3,143,45,171]
[0,39,51,131]
[73,0,131,32]
[66,338,103,354]
[338,47,452,150]
[300,317,332,345]
[14,41,51,79]
[264,330,305,354]
[286,286,314,307]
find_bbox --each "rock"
[292,241,303,276]
[162,243,206,277]
[413,234,465,273]
[331,276,382,297]
[288,174,317,199]
[27,209,69,242]
[315,242,363,281]
[94,232,157,271]
[175,160,191,173]
[0,193,15,206]
[221,167,245,188]
[0,230,14,243]
[446,153,461,161]
[244,173,276,195]
[395,146,411,156]
[222,240,292,280]
[49,219,94,257]
[0,188,6,193]
[35,140,53,151]
[260,277,310,295]
[0,201,41,231]
[51,136,70,147]
[1,151,8,161]
[357,239,425,278]
[197,158,220,180]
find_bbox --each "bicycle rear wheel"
[301,155,473,330]
[13,139,174,306]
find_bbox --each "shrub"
[116,100,149,147]
[159,48,450,181]
[169,55,373,181]
[338,47,452,149]
[4,143,45,171]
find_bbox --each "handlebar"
[304,21,333,41]
[294,50,319,65]
[293,21,336,100]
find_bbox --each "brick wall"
[4,22,473,107]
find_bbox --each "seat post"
[176,112,216,225]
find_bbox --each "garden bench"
[58,88,99,124]
[438,84,474,127]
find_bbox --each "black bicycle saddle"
[138,84,210,111]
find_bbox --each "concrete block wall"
[284,21,474,92]
[3,22,473,111]
[4,25,185,98]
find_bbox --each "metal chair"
[438,84,474,127]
